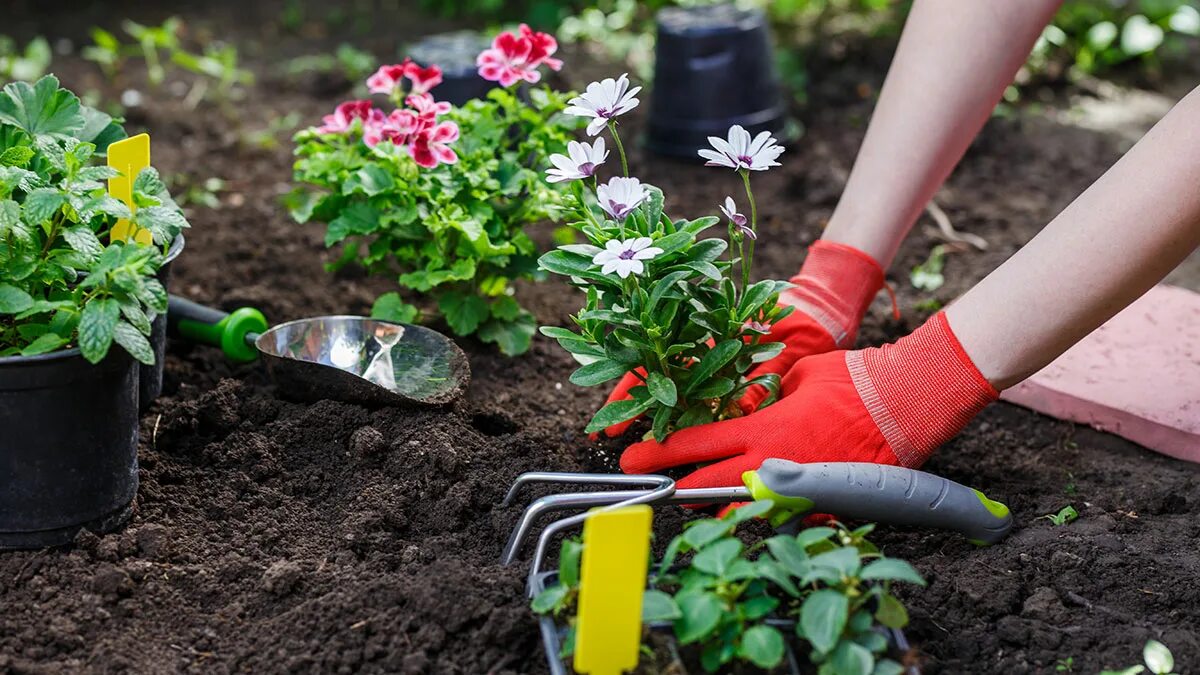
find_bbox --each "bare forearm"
[822,0,1062,266]
[948,87,1200,389]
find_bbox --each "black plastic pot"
[140,233,185,411]
[408,31,495,106]
[647,4,786,157]
[532,571,918,675]
[0,347,140,550]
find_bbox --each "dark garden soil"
[3,2,1199,674]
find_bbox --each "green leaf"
[873,659,906,675]
[810,546,862,579]
[737,280,781,320]
[19,332,67,356]
[437,292,489,336]
[829,640,875,675]
[113,320,154,365]
[0,145,34,167]
[62,225,104,258]
[651,403,672,442]
[1143,639,1174,675]
[644,371,677,406]
[21,188,65,224]
[674,592,723,644]
[324,202,379,247]
[370,292,419,324]
[795,526,838,550]
[584,398,651,433]
[688,376,734,400]
[685,339,741,395]
[344,164,394,196]
[723,499,774,524]
[861,558,926,586]
[77,105,126,153]
[490,295,521,321]
[559,538,583,588]
[682,519,734,550]
[874,593,909,629]
[78,297,119,363]
[738,625,785,669]
[691,538,742,577]
[0,283,34,314]
[739,595,779,621]
[478,315,536,356]
[0,75,84,140]
[642,589,681,622]
[800,589,849,654]
[765,535,810,575]
[530,584,568,614]
[675,403,714,429]
[570,358,630,386]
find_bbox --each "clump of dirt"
[2,2,1199,674]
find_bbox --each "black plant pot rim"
[0,234,187,367]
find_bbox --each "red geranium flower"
[476,24,562,87]
[409,121,459,168]
[367,60,412,95]
[405,63,444,95]
[316,100,374,134]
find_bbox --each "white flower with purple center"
[545,138,608,183]
[720,196,755,240]
[596,176,649,221]
[564,73,642,137]
[699,125,784,171]
[592,237,663,279]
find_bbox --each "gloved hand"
[619,312,998,489]
[594,240,886,438]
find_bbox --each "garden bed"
[2,2,1199,673]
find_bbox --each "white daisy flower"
[698,124,784,171]
[591,237,663,279]
[719,196,755,240]
[545,138,609,183]
[596,176,649,221]
[564,73,642,137]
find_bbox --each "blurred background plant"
[0,36,51,81]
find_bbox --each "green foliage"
[1099,639,1179,675]
[283,44,377,83]
[82,18,253,100]
[291,76,580,356]
[909,244,945,292]
[1041,505,1079,526]
[0,76,188,364]
[0,36,52,82]
[532,505,925,674]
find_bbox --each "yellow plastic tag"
[107,133,153,245]
[573,505,652,675]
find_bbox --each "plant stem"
[609,122,629,177]
[740,169,757,290]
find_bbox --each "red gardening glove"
[594,240,885,438]
[619,312,998,489]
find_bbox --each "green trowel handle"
[745,459,1013,545]
[167,295,268,363]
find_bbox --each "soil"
[3,2,1199,674]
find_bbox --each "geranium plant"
[538,73,793,440]
[0,75,189,364]
[533,502,926,674]
[289,25,581,355]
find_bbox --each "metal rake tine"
[503,471,678,507]
[502,489,651,565]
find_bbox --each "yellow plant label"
[107,133,152,245]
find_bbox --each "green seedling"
[240,112,301,151]
[283,44,376,83]
[1042,505,1079,526]
[0,76,190,364]
[1056,656,1075,671]
[172,175,226,209]
[1100,639,1179,675]
[533,504,924,674]
[910,244,946,292]
[1064,472,1078,496]
[0,36,52,82]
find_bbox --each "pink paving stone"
[1001,284,1200,462]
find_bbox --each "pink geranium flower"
[406,93,452,123]
[405,63,444,95]
[316,100,374,134]
[367,61,411,95]
[476,24,562,87]
[360,108,390,147]
[409,121,460,168]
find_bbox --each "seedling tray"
[531,572,918,675]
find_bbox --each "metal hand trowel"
[166,295,469,406]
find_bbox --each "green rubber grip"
[744,459,1013,545]
[166,295,267,363]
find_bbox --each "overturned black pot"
[0,347,140,550]
[647,4,786,157]
[140,233,185,411]
[408,31,495,106]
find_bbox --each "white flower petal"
[632,246,662,260]
[629,237,653,251]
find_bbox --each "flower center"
[578,162,595,175]
[737,155,753,166]
[608,201,627,217]
[596,107,611,118]
[618,248,637,260]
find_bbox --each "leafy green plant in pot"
[0,75,191,549]
[537,72,793,440]
[289,24,582,355]
[532,502,926,674]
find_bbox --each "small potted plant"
[0,75,190,549]
[538,70,792,440]
[533,502,925,674]
[290,24,582,355]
